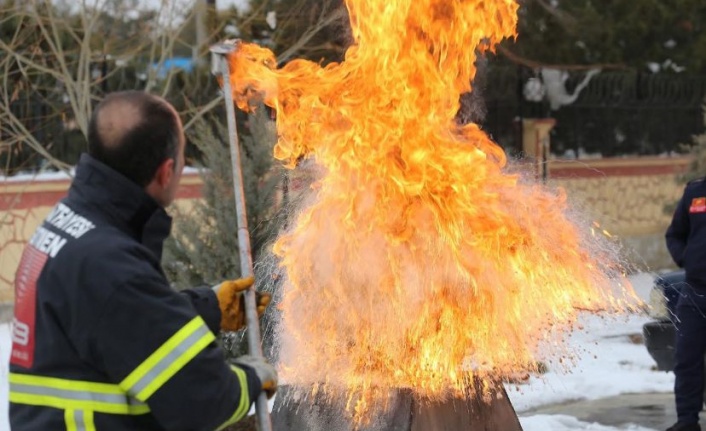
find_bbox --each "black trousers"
[675,283,706,424]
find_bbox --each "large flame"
[229,0,637,420]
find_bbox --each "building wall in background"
[0,173,203,304]
[548,157,690,271]
[549,157,690,236]
[0,157,693,304]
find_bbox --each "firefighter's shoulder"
[686,177,706,187]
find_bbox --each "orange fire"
[228,0,638,420]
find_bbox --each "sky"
[219,0,249,10]
[141,0,250,12]
[0,272,674,431]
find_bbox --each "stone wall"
[0,173,204,305]
[548,156,691,270]
[0,157,693,305]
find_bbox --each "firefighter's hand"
[212,277,271,332]
[232,355,278,398]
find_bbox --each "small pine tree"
[680,105,706,183]
[163,106,281,289]
[664,103,706,215]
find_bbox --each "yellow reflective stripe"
[65,409,77,431]
[120,316,216,401]
[216,366,251,431]
[64,409,96,431]
[9,373,149,415]
[10,373,127,395]
[84,410,96,431]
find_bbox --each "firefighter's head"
[87,91,185,207]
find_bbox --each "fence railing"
[3,68,706,174]
[481,67,706,158]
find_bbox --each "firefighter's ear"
[145,157,176,206]
[154,158,176,188]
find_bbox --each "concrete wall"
[548,157,690,236]
[0,157,692,304]
[0,173,204,304]
[548,156,691,270]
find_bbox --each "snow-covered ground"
[0,166,202,183]
[0,272,672,430]
[0,323,10,431]
[510,273,673,430]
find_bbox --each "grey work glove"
[232,355,278,399]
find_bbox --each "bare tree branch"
[497,45,628,71]
[182,95,225,131]
[276,2,347,63]
[531,0,578,35]
[0,0,199,175]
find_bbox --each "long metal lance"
[209,41,272,431]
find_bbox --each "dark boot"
[666,422,701,431]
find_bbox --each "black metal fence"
[481,67,706,158]
[0,93,67,174]
[3,67,706,174]
[0,60,221,175]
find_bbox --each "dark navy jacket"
[9,154,260,430]
[666,178,706,288]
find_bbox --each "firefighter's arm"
[666,190,690,268]
[92,272,271,430]
[178,287,221,333]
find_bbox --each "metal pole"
[210,41,273,431]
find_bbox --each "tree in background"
[162,0,351,283]
[0,0,352,174]
[679,104,706,183]
[500,0,706,73]
[231,0,350,64]
[163,105,281,290]
[161,106,283,431]
[160,0,349,285]
[0,0,224,174]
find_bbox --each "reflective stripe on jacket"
[10,373,150,415]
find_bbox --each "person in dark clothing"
[666,178,706,431]
[9,91,277,430]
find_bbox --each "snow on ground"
[0,272,673,430]
[0,324,10,431]
[520,415,657,431]
[512,272,674,430]
[0,169,74,183]
[0,166,201,183]
[510,311,673,412]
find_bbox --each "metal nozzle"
[209,39,241,76]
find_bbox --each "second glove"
[232,354,278,399]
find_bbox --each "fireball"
[228,0,638,420]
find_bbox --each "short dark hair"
[87,91,181,187]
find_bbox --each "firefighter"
[9,91,277,430]
[666,178,706,431]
